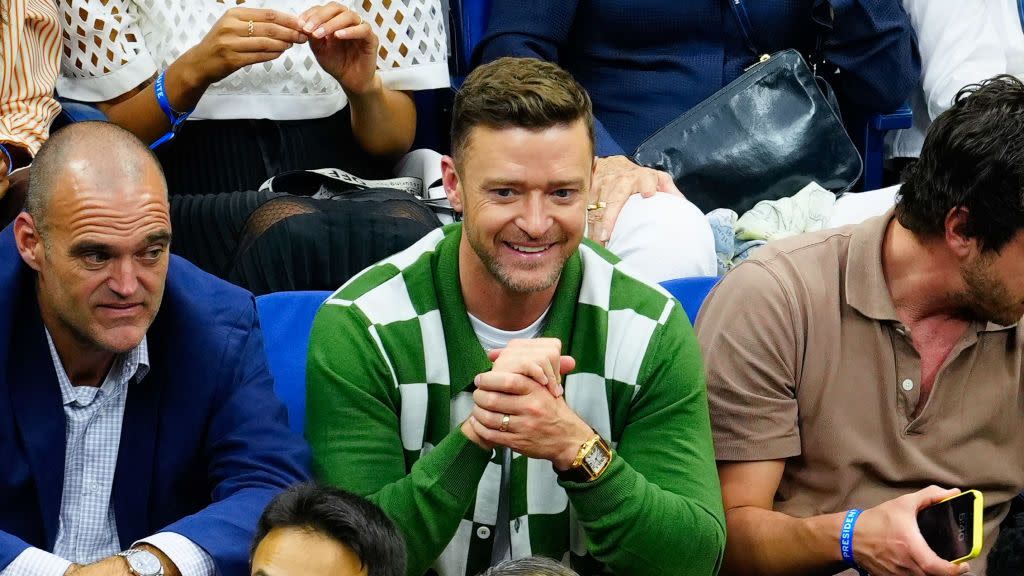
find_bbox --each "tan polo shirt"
[697,211,1024,575]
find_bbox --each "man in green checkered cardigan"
[305,57,725,576]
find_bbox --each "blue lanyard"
[1018,0,1024,34]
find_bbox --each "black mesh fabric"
[168,189,281,277]
[171,188,440,295]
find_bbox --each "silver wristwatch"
[116,549,164,576]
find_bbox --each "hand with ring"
[459,339,591,468]
[587,155,683,245]
[465,368,595,469]
[299,2,381,97]
[177,7,309,88]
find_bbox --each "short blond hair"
[451,57,595,161]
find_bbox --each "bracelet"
[0,143,12,177]
[150,69,194,150]
[840,508,863,568]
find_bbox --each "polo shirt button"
[476,526,491,539]
[901,379,914,391]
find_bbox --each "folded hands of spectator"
[588,155,682,245]
[300,2,382,97]
[178,8,309,88]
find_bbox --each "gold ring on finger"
[586,201,606,211]
[247,20,255,37]
[500,414,510,432]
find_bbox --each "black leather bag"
[631,2,862,215]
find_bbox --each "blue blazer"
[0,225,309,576]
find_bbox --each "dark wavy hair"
[252,483,406,576]
[896,75,1024,252]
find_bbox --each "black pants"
[161,111,439,295]
[155,109,395,196]
[170,189,441,296]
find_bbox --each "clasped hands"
[461,339,595,471]
[182,2,379,97]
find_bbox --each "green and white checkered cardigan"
[307,224,725,576]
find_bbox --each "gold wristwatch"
[558,433,613,482]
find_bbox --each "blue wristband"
[150,69,193,149]
[840,508,863,567]
[0,143,13,177]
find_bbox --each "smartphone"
[916,489,984,564]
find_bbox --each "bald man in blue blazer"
[0,122,308,576]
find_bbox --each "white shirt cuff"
[136,533,216,576]
[0,548,72,576]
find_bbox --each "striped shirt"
[1,333,216,576]
[0,0,61,164]
[308,224,726,576]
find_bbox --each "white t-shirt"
[55,0,449,120]
[889,0,1021,158]
[467,308,550,352]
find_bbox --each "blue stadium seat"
[660,276,720,326]
[255,290,331,435]
[862,103,913,190]
[51,99,108,132]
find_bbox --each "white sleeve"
[357,0,450,91]
[136,533,215,576]
[55,0,157,102]
[0,548,72,576]
[902,0,1006,120]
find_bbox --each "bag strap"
[727,0,761,56]
[808,0,835,73]
[729,0,834,72]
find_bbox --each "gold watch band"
[558,433,613,483]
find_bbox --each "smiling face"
[443,120,594,298]
[17,157,171,356]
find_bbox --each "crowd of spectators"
[3,1,1024,576]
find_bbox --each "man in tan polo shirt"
[698,74,1024,576]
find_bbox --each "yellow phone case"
[937,489,984,564]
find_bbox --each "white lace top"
[55,0,449,120]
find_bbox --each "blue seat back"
[51,99,109,132]
[861,103,913,189]
[255,290,332,435]
[659,276,720,326]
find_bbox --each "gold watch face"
[583,442,610,475]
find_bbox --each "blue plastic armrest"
[870,103,913,131]
[862,102,913,190]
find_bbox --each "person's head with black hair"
[250,483,406,576]
[899,75,1024,253]
[895,74,1024,326]
[477,557,580,576]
